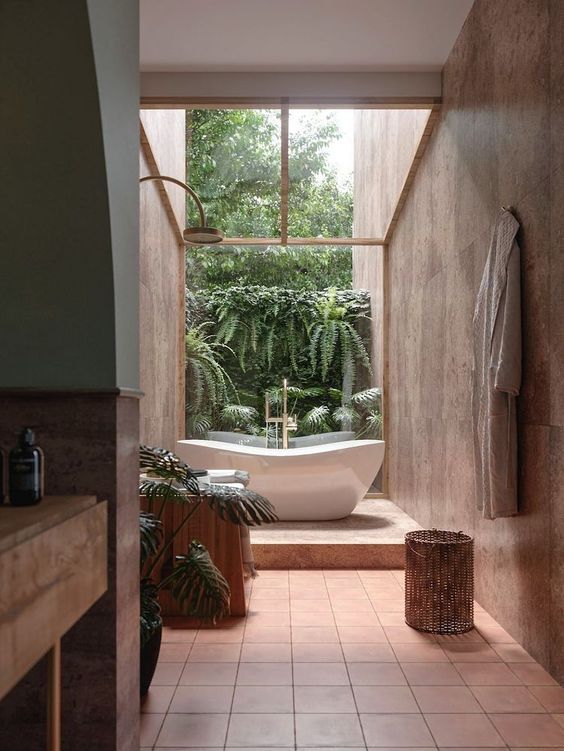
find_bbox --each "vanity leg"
[46,640,61,751]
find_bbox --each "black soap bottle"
[9,428,44,506]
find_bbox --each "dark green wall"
[0,0,139,389]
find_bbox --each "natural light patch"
[288,109,354,239]
[353,109,432,240]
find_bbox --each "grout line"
[223,575,252,751]
[358,569,440,750]
[328,569,368,751]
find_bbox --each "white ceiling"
[140,0,474,73]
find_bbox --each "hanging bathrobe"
[472,209,521,520]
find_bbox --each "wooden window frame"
[142,97,440,248]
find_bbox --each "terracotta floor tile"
[492,643,535,662]
[249,599,291,613]
[363,586,404,598]
[255,569,289,579]
[252,588,292,600]
[412,685,483,713]
[455,661,524,686]
[188,644,242,662]
[529,685,564,712]
[290,587,329,602]
[140,712,165,746]
[442,643,501,662]
[195,628,245,644]
[342,643,397,662]
[162,626,199,643]
[291,599,333,613]
[293,662,350,686]
[338,625,388,643]
[510,662,560,685]
[401,662,464,686]
[158,643,193,661]
[553,713,564,729]
[326,578,364,588]
[476,624,516,644]
[244,626,291,643]
[383,626,437,644]
[252,580,289,590]
[348,662,407,686]
[291,611,336,627]
[490,713,564,746]
[294,685,356,713]
[232,685,294,713]
[333,611,382,627]
[227,713,295,747]
[169,685,233,713]
[330,595,372,606]
[141,685,176,713]
[236,662,293,686]
[470,685,546,713]
[377,612,407,627]
[392,643,449,662]
[370,598,405,613]
[424,713,505,747]
[354,685,419,712]
[179,662,239,686]
[246,611,291,627]
[360,713,435,746]
[295,712,364,746]
[156,713,229,747]
[324,569,361,578]
[240,643,292,663]
[435,629,485,644]
[292,626,340,643]
[152,662,185,686]
[332,599,376,612]
[292,643,344,662]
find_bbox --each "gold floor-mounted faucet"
[265,378,298,449]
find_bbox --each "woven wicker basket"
[405,529,474,634]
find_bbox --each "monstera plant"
[139,445,277,694]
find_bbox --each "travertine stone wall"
[139,110,186,450]
[384,0,564,681]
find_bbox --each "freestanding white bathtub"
[176,438,385,521]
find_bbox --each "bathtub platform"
[250,498,420,569]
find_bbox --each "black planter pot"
[140,623,162,696]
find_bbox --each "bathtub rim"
[178,437,384,458]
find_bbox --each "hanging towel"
[472,209,522,519]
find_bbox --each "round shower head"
[183,226,224,245]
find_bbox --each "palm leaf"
[301,404,331,433]
[140,511,162,568]
[200,483,278,526]
[160,541,230,622]
[140,445,201,496]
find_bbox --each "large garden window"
[174,104,435,492]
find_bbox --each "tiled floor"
[141,569,564,750]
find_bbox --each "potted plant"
[139,445,277,695]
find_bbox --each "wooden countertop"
[0,495,107,700]
[0,495,97,553]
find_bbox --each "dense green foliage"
[186,109,352,237]
[183,108,381,441]
[186,245,353,291]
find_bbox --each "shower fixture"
[139,175,223,245]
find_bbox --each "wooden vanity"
[0,496,108,750]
